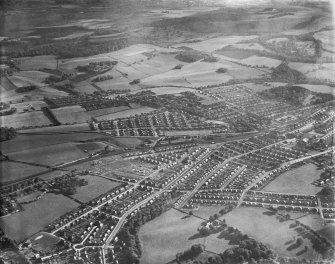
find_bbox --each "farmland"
[0,111,52,129]
[7,143,89,167]
[0,194,79,242]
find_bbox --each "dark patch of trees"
[271,62,306,83]
[0,127,16,141]
[176,244,205,263]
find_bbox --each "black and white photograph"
[0,0,334,263]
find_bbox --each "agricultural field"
[0,194,79,242]
[314,30,335,52]
[262,163,323,195]
[297,84,334,94]
[147,87,196,95]
[172,35,258,53]
[0,161,46,184]
[7,143,88,167]
[139,209,231,264]
[73,81,98,94]
[140,60,234,87]
[239,56,282,68]
[70,175,121,203]
[51,106,91,124]
[95,106,155,121]
[288,62,335,82]
[224,207,321,259]
[0,111,52,129]
[15,55,58,71]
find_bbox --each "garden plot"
[15,55,58,71]
[173,35,258,52]
[1,111,52,129]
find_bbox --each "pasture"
[262,163,322,195]
[173,35,258,53]
[0,194,79,242]
[239,56,282,68]
[1,111,52,129]
[139,209,231,264]
[0,161,46,184]
[71,175,121,203]
[8,143,88,167]
[95,106,155,121]
[15,55,58,71]
[51,106,91,124]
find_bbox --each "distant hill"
[271,62,306,83]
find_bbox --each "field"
[95,106,155,121]
[288,62,335,82]
[0,161,46,184]
[1,125,99,154]
[139,209,231,264]
[140,60,234,87]
[262,163,322,195]
[30,232,61,252]
[313,30,334,52]
[73,81,98,94]
[0,194,79,242]
[224,207,320,259]
[239,56,282,68]
[15,55,58,71]
[51,106,91,124]
[0,111,52,129]
[86,106,131,118]
[147,87,196,95]
[297,84,334,94]
[173,35,258,52]
[8,143,88,167]
[71,175,121,203]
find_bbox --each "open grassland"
[224,207,321,259]
[262,163,322,195]
[0,194,79,242]
[139,209,231,264]
[1,111,52,129]
[0,161,46,184]
[71,175,120,203]
[8,143,88,167]
[15,55,58,71]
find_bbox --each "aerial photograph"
[0,0,334,263]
